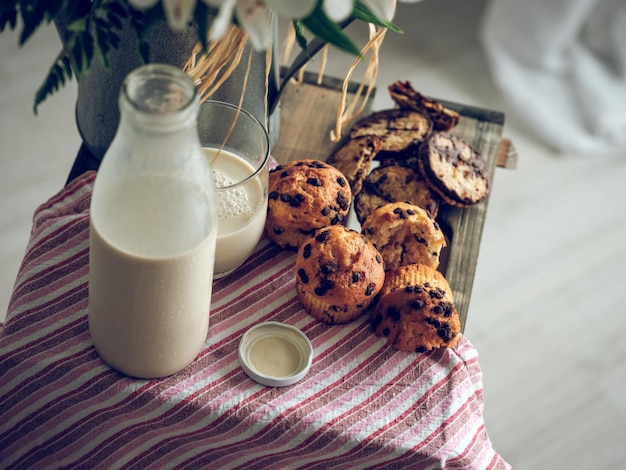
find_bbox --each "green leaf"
[292,20,309,51]
[0,8,18,32]
[353,1,403,33]
[34,52,74,114]
[301,8,361,57]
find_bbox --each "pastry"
[371,279,460,352]
[353,164,440,224]
[326,135,382,196]
[380,263,453,300]
[418,132,489,208]
[388,80,460,132]
[349,108,432,161]
[266,159,352,250]
[295,225,385,324]
[361,202,446,271]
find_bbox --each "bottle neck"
[119,64,199,134]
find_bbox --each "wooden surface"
[272,77,506,331]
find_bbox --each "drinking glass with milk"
[89,64,217,379]
[197,100,270,279]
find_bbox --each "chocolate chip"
[409,299,424,309]
[290,193,305,207]
[297,269,309,284]
[337,191,349,211]
[271,165,283,173]
[415,346,427,353]
[425,317,441,328]
[383,327,391,337]
[375,255,382,264]
[321,263,336,275]
[307,177,322,186]
[429,288,445,299]
[337,177,347,187]
[365,283,376,296]
[281,171,290,177]
[321,206,331,216]
[437,324,453,342]
[316,230,330,242]
[387,306,401,322]
[273,227,284,234]
[352,272,361,283]
[269,191,279,200]
[280,193,291,203]
[303,243,312,258]
[393,207,408,219]
[407,209,416,215]
[432,305,443,315]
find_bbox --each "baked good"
[266,160,352,250]
[371,279,460,352]
[418,132,489,208]
[326,135,382,196]
[388,80,460,132]
[361,202,446,271]
[353,164,440,224]
[349,108,432,161]
[380,263,452,300]
[295,225,385,324]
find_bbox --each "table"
[0,171,511,468]
[0,178,509,469]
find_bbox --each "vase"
[54,10,280,183]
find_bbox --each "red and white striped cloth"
[0,172,512,469]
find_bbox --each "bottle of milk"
[88,64,217,378]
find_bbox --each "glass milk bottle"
[88,64,217,378]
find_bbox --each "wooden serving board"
[271,72,509,331]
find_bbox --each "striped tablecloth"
[0,172,511,469]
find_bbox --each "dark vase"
[54,11,280,183]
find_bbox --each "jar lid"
[238,321,313,387]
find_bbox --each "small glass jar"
[88,64,217,378]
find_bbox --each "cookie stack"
[327,80,490,217]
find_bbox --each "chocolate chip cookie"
[418,132,490,208]
[388,80,460,132]
[354,164,440,224]
[349,108,432,160]
[326,135,382,196]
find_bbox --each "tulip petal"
[128,0,160,9]
[163,0,197,30]
[265,0,316,19]
[323,0,354,22]
[236,0,272,50]
[361,0,396,21]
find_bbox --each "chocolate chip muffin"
[372,274,460,352]
[418,132,490,208]
[353,164,440,224]
[295,225,385,324]
[361,202,446,271]
[266,160,352,250]
[380,263,453,300]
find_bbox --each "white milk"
[206,148,267,276]
[89,174,216,378]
